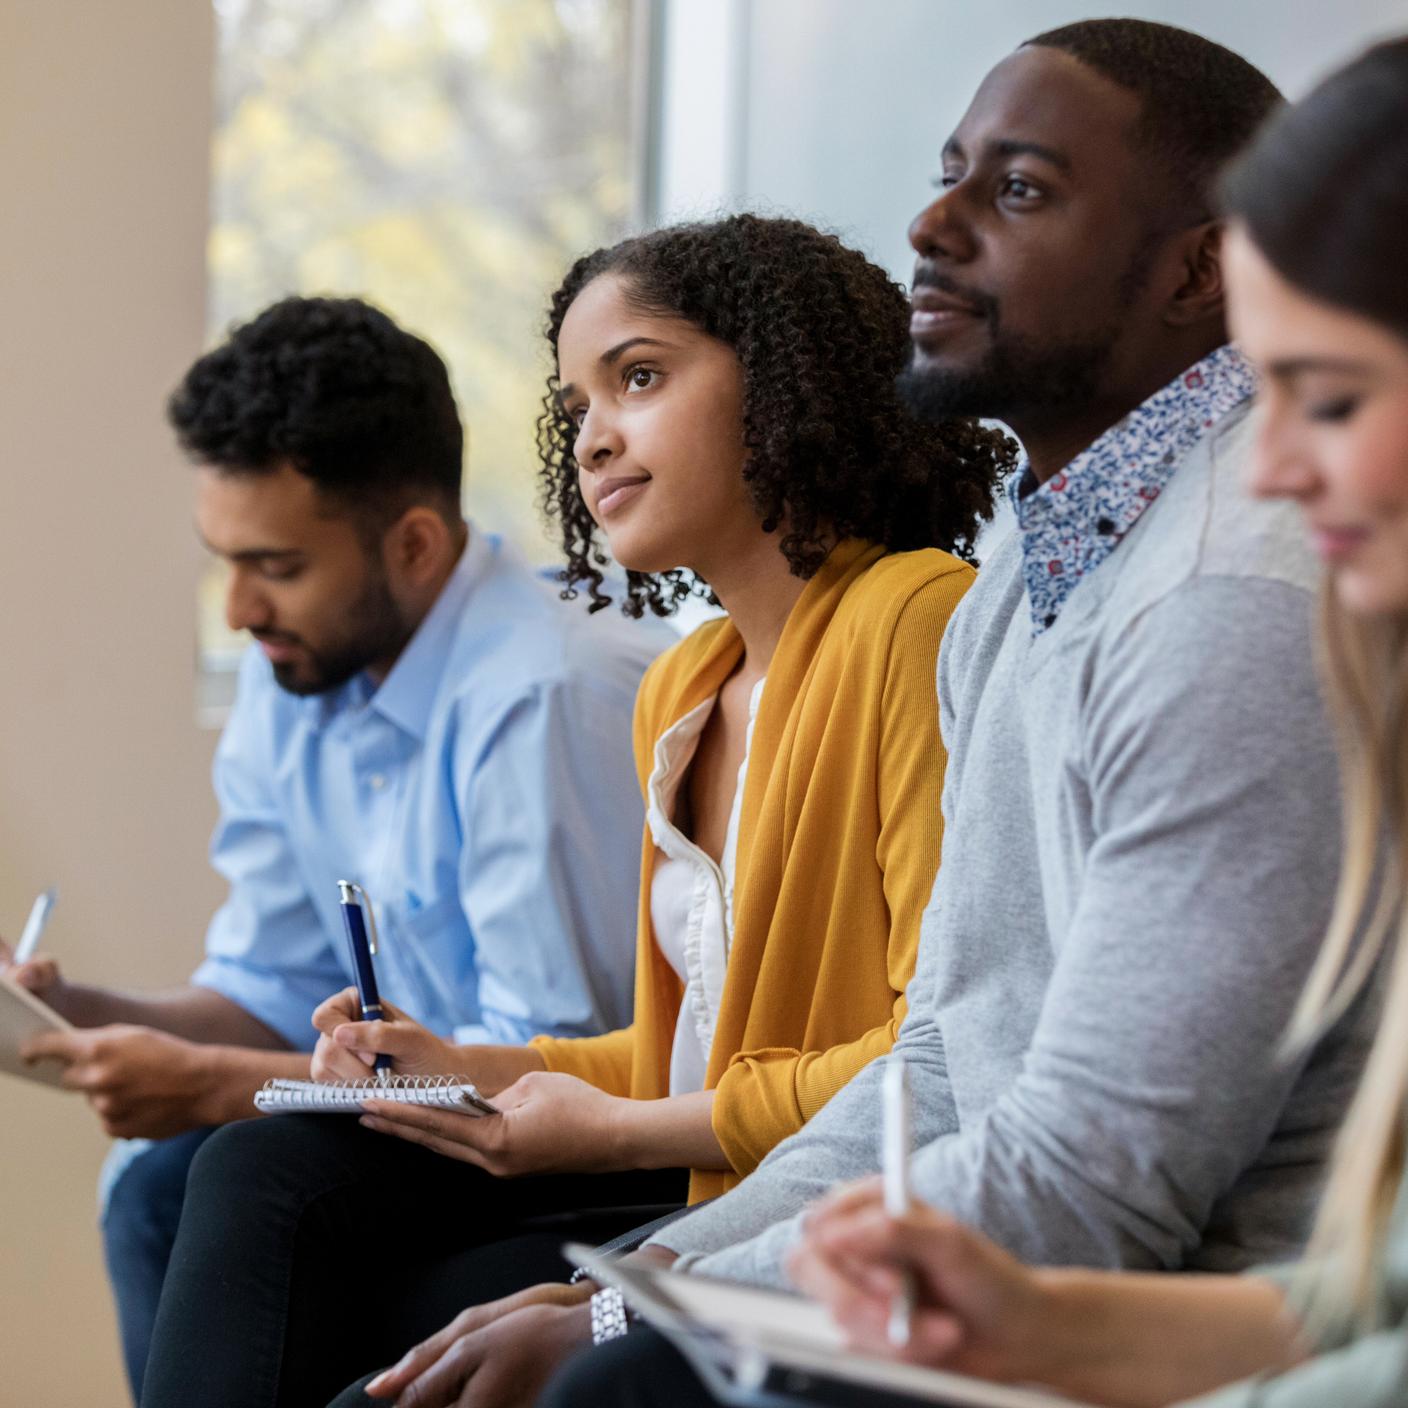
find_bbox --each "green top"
[1183,1182,1408,1406]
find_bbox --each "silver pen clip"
[336,880,380,956]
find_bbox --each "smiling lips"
[596,474,651,517]
[1310,523,1371,561]
[909,286,985,340]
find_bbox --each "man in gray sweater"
[361,22,1374,1408]
[521,19,1375,1408]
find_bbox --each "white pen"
[12,887,58,965]
[881,1053,915,1348]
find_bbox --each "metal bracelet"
[589,1286,632,1345]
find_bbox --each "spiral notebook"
[253,1074,500,1115]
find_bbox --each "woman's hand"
[785,1177,1053,1384]
[310,988,458,1082]
[363,1284,593,1403]
[360,1070,637,1175]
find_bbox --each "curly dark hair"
[168,295,463,526]
[536,214,1017,616]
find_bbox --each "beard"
[265,565,412,697]
[901,243,1155,428]
[897,324,1120,427]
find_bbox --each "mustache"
[252,629,303,646]
[910,264,999,323]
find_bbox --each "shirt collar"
[305,525,488,740]
[1011,343,1257,636]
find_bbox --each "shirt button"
[368,773,387,791]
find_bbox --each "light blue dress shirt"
[190,527,670,1050]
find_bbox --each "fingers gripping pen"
[337,881,393,1085]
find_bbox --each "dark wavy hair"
[1220,37,1408,342]
[168,296,463,527]
[536,214,1017,616]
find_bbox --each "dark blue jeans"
[101,1127,218,1404]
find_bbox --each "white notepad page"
[0,969,73,1088]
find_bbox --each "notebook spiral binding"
[254,1073,499,1114]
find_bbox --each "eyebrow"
[558,336,674,404]
[942,136,1073,172]
[197,532,304,564]
[1267,356,1373,378]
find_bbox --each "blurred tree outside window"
[199,0,640,713]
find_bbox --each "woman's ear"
[1164,219,1225,329]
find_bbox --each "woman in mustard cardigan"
[137,215,1014,1408]
[311,218,1012,1205]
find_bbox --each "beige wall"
[0,2,220,1403]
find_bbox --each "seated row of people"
[1,16,1403,1408]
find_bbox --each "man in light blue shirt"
[5,296,666,1400]
[194,523,652,1051]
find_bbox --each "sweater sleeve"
[530,1024,638,1096]
[1176,1328,1408,1408]
[659,575,1353,1286]
[709,570,965,1175]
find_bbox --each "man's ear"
[1164,219,1225,328]
[384,505,455,587]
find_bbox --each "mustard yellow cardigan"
[531,539,972,1200]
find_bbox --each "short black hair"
[168,296,463,523]
[1222,38,1408,343]
[1024,18,1282,226]
[536,214,1018,617]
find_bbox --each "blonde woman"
[788,37,1408,1408]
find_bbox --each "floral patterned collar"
[1010,343,1257,636]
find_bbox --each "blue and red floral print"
[1011,343,1257,635]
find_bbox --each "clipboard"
[564,1243,1096,1408]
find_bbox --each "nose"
[224,566,272,634]
[1248,398,1319,503]
[909,185,977,264]
[573,405,626,474]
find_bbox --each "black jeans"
[539,1326,900,1408]
[539,1328,720,1408]
[138,1115,686,1408]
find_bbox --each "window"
[199,0,645,715]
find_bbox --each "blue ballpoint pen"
[336,880,393,1086]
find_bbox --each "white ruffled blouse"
[645,677,765,1095]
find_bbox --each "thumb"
[10,958,60,993]
[20,1029,81,1064]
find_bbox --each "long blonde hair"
[1220,36,1408,1327]
[1289,593,1408,1322]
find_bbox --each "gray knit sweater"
[653,401,1375,1287]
